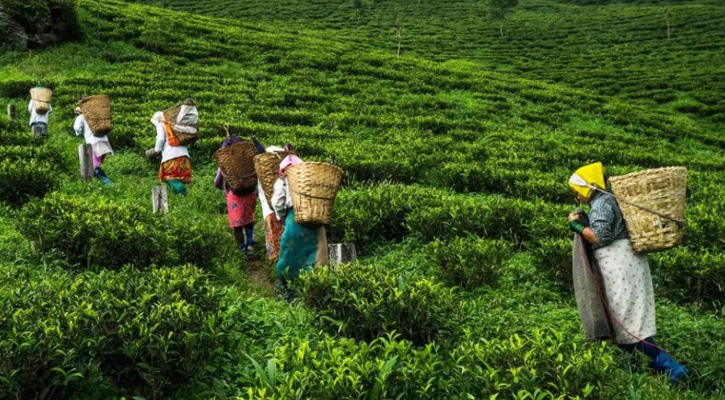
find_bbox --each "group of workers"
[26,88,687,384]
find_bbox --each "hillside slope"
[126,0,725,124]
[0,0,723,399]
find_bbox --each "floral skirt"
[264,213,285,262]
[226,189,257,228]
[159,156,192,183]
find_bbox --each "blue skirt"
[276,208,326,280]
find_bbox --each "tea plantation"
[0,0,723,399]
[128,0,725,124]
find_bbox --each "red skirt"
[159,156,192,183]
[226,189,257,228]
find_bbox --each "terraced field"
[0,0,723,399]
[128,0,725,123]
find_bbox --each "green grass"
[0,0,723,399]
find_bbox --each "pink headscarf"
[279,154,303,177]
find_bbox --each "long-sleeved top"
[589,191,628,250]
[153,117,189,163]
[258,181,274,218]
[74,115,110,145]
[271,177,293,221]
[28,100,51,125]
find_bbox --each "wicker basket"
[609,167,687,253]
[30,88,52,114]
[80,95,112,137]
[163,104,199,146]
[286,162,344,226]
[254,151,290,206]
[214,142,258,195]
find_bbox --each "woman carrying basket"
[28,83,51,137]
[271,145,328,300]
[567,162,687,384]
[74,104,113,186]
[147,111,192,195]
[214,135,258,253]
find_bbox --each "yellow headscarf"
[568,162,605,200]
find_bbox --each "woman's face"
[576,193,589,204]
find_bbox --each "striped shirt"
[589,191,628,250]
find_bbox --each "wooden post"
[78,144,94,181]
[7,104,16,119]
[151,185,168,214]
[328,243,357,270]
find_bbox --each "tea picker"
[75,95,113,186]
[213,127,259,253]
[29,83,52,137]
[272,149,343,301]
[146,99,198,195]
[567,162,688,384]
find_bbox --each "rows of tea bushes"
[3,0,714,304]
[0,0,723,399]
[128,0,725,123]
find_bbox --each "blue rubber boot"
[245,226,257,250]
[649,352,688,384]
[94,167,113,187]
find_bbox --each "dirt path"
[245,257,276,297]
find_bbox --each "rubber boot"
[234,227,247,253]
[245,226,257,251]
[649,352,688,384]
[94,167,112,187]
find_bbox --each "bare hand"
[567,212,580,222]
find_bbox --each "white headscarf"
[150,111,164,128]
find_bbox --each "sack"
[30,88,52,115]
[163,104,199,146]
[79,95,113,137]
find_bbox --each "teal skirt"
[276,208,323,280]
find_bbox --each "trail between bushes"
[245,257,276,297]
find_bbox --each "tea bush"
[425,236,512,290]
[0,264,240,399]
[17,193,226,269]
[298,264,461,345]
[0,158,59,206]
[240,329,616,399]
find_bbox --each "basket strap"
[298,193,336,201]
[592,187,686,228]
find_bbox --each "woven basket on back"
[214,142,258,195]
[80,95,112,137]
[609,167,687,253]
[163,104,199,146]
[30,88,52,114]
[254,151,290,206]
[286,162,344,226]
